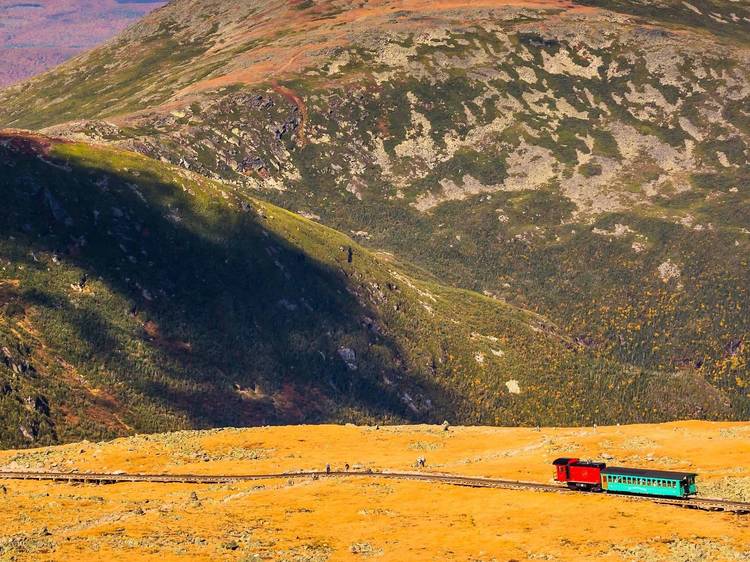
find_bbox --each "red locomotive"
[553,457,605,491]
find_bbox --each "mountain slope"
[4,130,719,448]
[0,0,748,434]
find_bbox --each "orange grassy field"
[0,421,748,561]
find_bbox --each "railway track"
[0,469,747,514]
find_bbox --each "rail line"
[0,470,747,514]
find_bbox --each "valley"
[0,0,166,87]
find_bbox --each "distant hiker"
[326,464,331,474]
[347,246,353,264]
[416,456,426,468]
[344,463,350,472]
[72,273,88,291]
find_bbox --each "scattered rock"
[505,380,521,395]
[337,347,357,370]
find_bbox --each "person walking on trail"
[326,464,331,474]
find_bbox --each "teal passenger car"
[601,466,697,498]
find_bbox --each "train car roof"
[552,457,577,465]
[601,466,697,480]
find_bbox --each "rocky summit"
[0,0,748,447]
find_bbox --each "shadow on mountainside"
[0,132,457,447]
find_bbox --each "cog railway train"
[553,458,698,498]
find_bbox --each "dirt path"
[272,81,309,147]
